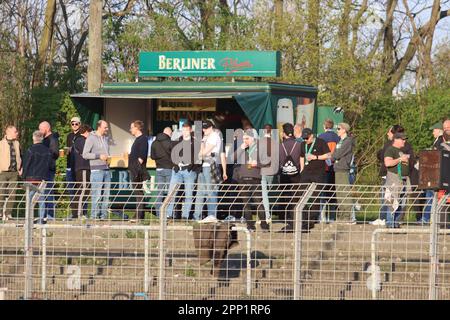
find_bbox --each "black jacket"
[43,132,59,172]
[377,140,415,177]
[22,143,54,181]
[70,135,90,172]
[151,133,173,169]
[129,134,149,182]
[170,135,201,173]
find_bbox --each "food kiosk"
[70,51,319,191]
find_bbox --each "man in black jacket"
[128,120,149,221]
[39,121,59,220]
[22,131,54,224]
[151,127,173,217]
[236,129,269,232]
[70,124,92,219]
[166,122,201,219]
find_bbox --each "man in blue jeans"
[194,120,225,221]
[22,131,53,224]
[383,133,411,228]
[82,120,111,220]
[166,122,200,219]
[151,127,173,217]
[39,121,59,220]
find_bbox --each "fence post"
[41,227,47,293]
[24,184,34,300]
[429,191,440,300]
[144,229,149,293]
[158,184,180,300]
[293,183,317,301]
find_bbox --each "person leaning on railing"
[0,125,22,221]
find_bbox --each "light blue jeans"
[194,166,218,220]
[379,178,388,220]
[386,185,407,228]
[166,169,197,219]
[30,190,46,224]
[155,168,173,217]
[90,170,111,219]
[421,190,434,223]
[261,175,274,220]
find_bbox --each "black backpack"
[280,142,299,176]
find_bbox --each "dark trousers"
[279,174,301,226]
[238,178,267,230]
[70,170,90,218]
[283,172,325,230]
[129,168,149,220]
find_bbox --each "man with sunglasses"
[66,117,81,211]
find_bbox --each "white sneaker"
[370,219,386,226]
[198,215,219,224]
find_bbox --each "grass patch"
[185,267,196,277]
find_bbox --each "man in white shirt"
[194,120,225,220]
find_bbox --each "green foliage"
[354,87,450,184]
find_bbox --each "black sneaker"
[278,226,294,233]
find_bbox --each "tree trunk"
[382,0,396,78]
[33,0,57,87]
[198,0,215,49]
[88,0,103,93]
[306,0,320,85]
[274,0,283,41]
[338,0,352,54]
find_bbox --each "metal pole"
[371,230,379,300]
[244,228,251,296]
[144,229,149,293]
[41,227,47,293]
[24,184,33,300]
[158,184,179,300]
[293,183,317,300]
[429,192,447,300]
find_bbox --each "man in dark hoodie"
[22,131,54,224]
[128,120,150,221]
[39,121,59,220]
[69,124,92,219]
[151,127,173,217]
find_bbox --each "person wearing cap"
[373,125,415,226]
[65,116,81,216]
[194,119,225,221]
[297,128,331,231]
[331,122,355,223]
[430,122,444,150]
[383,132,411,228]
[421,120,448,224]
[235,128,269,232]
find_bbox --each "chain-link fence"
[0,180,449,300]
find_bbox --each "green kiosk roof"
[71,81,318,129]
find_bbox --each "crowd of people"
[0,116,449,232]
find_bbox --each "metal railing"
[0,180,449,300]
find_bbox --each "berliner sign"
[139,51,280,77]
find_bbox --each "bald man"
[0,126,22,220]
[38,121,59,221]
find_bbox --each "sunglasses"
[71,122,80,126]
[337,127,342,131]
